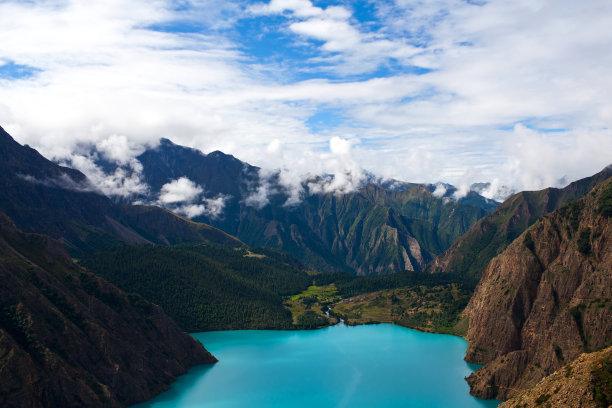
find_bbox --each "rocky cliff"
[428,166,612,281]
[0,213,216,408]
[463,178,612,401]
[499,346,612,408]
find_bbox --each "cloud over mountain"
[1,0,611,197]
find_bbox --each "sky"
[1,0,612,201]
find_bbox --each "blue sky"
[0,0,611,200]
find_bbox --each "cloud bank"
[157,177,228,218]
[0,0,610,200]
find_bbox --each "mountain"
[105,138,495,275]
[498,345,612,408]
[0,213,216,408]
[463,177,612,401]
[0,126,241,256]
[137,138,259,207]
[428,165,612,280]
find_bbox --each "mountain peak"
[208,150,228,158]
[159,137,175,146]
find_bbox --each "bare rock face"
[464,178,612,401]
[0,213,217,408]
[499,346,612,408]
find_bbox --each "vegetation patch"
[534,393,550,405]
[285,284,340,329]
[289,284,340,303]
[592,356,612,407]
[598,182,612,217]
[296,311,329,329]
[559,200,583,231]
[570,304,587,347]
[553,344,564,361]
[0,303,45,362]
[81,243,310,331]
[524,231,535,252]
[332,283,472,336]
[577,227,591,255]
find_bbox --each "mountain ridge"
[0,212,216,408]
[100,137,497,275]
[498,345,612,408]
[427,165,612,280]
[463,177,612,400]
[0,126,242,256]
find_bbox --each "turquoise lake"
[134,323,500,408]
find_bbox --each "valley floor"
[284,282,471,337]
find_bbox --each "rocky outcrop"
[464,178,612,400]
[428,166,612,280]
[499,346,612,408]
[0,213,217,408]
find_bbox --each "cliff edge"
[464,178,612,400]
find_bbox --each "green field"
[285,284,341,329]
[331,283,471,336]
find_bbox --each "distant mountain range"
[87,137,498,275]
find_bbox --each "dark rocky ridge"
[499,346,612,408]
[0,213,216,408]
[463,178,612,401]
[428,165,612,280]
[0,126,241,257]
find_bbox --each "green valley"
[332,283,472,336]
[80,241,476,336]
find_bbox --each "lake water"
[134,323,500,408]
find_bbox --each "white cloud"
[158,177,203,204]
[201,195,229,218]
[432,183,447,198]
[0,0,611,199]
[497,125,612,193]
[17,172,95,193]
[176,204,208,218]
[253,0,421,74]
[65,154,149,197]
[175,194,228,219]
[243,171,276,209]
[96,134,145,164]
[307,137,365,195]
[250,0,322,18]
[478,179,515,202]
[329,136,352,156]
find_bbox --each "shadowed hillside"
[0,213,216,408]
[0,126,241,256]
